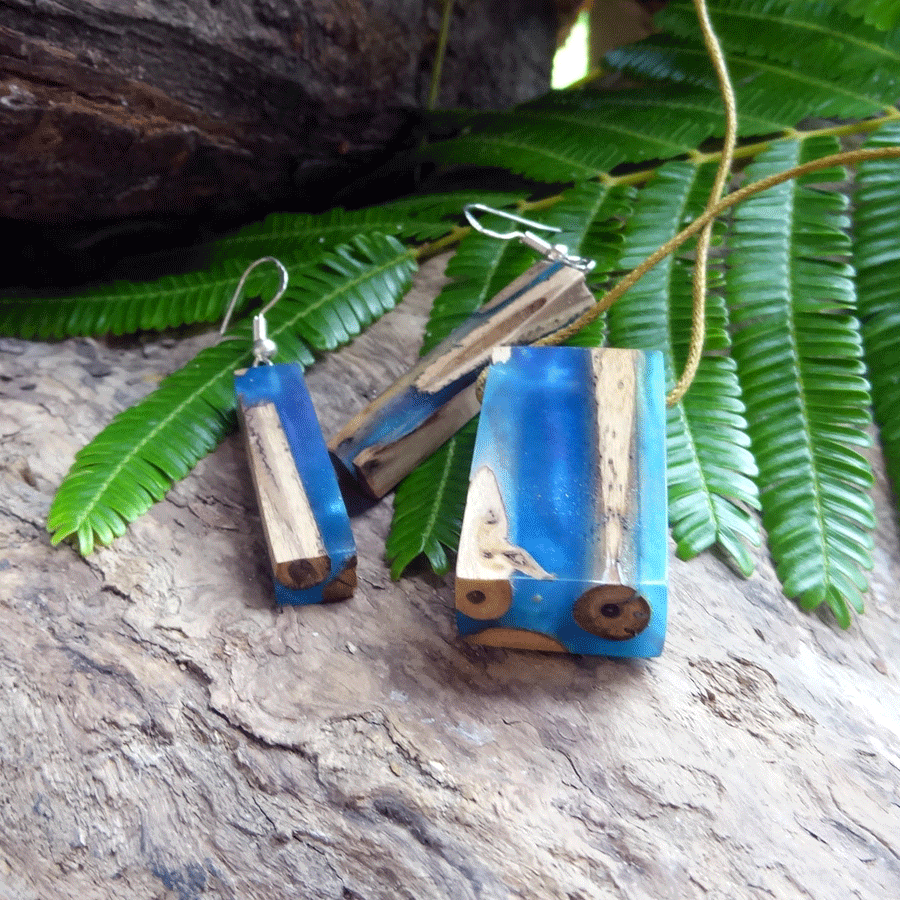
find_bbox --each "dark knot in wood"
[573,585,651,641]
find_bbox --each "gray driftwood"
[1,257,899,899]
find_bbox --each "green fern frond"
[0,259,288,339]
[0,195,465,341]
[560,83,788,136]
[48,235,416,554]
[610,0,900,123]
[607,160,761,573]
[727,136,874,626]
[660,1,900,76]
[419,91,725,182]
[385,419,478,578]
[207,191,519,265]
[613,36,889,118]
[854,122,900,500]
[47,337,252,554]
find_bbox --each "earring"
[221,258,356,605]
[328,205,599,498]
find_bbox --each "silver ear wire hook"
[219,256,289,366]
[463,203,596,273]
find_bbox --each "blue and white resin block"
[455,346,667,657]
[235,364,356,605]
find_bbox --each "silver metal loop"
[219,257,289,366]
[463,203,562,242]
[463,204,595,273]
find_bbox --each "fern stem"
[609,110,900,188]
[428,0,456,110]
[414,223,470,262]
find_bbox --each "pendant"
[455,346,667,657]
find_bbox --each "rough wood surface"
[0,0,559,225]
[1,257,900,899]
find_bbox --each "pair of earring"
[226,208,667,657]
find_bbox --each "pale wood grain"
[238,399,330,590]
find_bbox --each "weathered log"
[0,0,562,225]
[1,256,899,899]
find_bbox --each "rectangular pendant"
[455,346,667,657]
[328,260,596,498]
[235,364,357,605]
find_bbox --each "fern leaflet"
[727,136,874,626]
[854,122,900,504]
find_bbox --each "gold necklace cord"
[667,0,737,407]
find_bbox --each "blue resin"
[457,346,667,657]
[331,262,566,478]
[235,364,355,605]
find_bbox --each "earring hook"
[463,203,595,273]
[219,257,289,366]
[463,203,562,242]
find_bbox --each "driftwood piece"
[0,0,560,225]
[1,257,900,899]
[329,261,596,498]
[456,346,666,656]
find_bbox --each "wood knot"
[573,585,651,641]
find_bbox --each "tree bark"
[0,0,561,225]
[1,256,899,899]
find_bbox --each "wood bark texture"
[0,0,558,223]
[1,257,900,899]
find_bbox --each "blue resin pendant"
[235,364,356,605]
[455,346,667,657]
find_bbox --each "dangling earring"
[221,257,356,605]
[328,205,599,498]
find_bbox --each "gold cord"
[666,0,737,406]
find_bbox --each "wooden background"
[1,257,899,899]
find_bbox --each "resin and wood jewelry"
[455,345,667,657]
[329,206,598,498]
[223,258,356,605]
